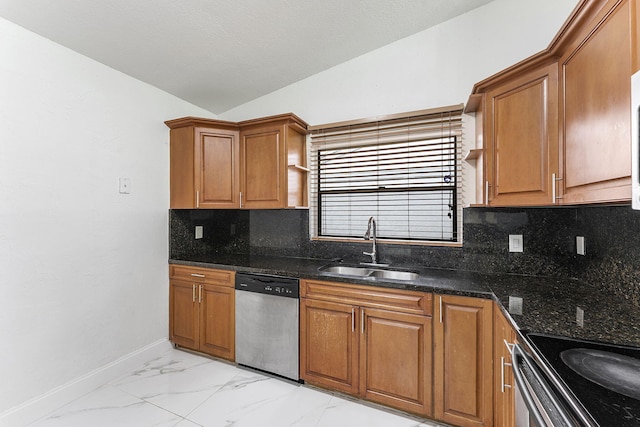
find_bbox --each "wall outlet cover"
[576,306,584,327]
[508,296,523,315]
[576,236,586,256]
[509,234,524,253]
[195,225,204,239]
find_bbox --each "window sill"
[311,236,462,248]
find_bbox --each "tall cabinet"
[467,0,632,207]
[166,113,308,209]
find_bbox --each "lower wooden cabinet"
[300,279,433,417]
[494,305,516,427]
[434,294,493,427]
[169,265,235,361]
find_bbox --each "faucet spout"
[363,216,378,264]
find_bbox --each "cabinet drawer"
[301,279,431,316]
[169,265,234,287]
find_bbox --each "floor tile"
[110,348,238,417]
[29,384,184,427]
[30,349,442,427]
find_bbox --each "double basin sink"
[319,264,419,282]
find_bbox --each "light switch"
[509,234,523,253]
[195,226,203,239]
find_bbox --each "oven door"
[512,344,584,427]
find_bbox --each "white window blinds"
[309,105,463,243]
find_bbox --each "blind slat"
[310,107,462,243]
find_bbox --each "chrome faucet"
[363,216,378,264]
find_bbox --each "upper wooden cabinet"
[166,113,308,209]
[239,115,308,209]
[467,0,632,206]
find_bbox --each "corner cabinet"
[299,279,433,417]
[433,294,493,427]
[166,113,309,209]
[239,114,308,209]
[169,265,235,361]
[467,0,632,207]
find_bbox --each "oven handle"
[512,344,576,427]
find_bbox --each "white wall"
[0,17,213,416]
[219,0,579,125]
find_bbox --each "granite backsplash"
[169,205,640,306]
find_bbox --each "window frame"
[308,104,464,246]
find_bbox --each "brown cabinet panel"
[300,298,359,395]
[360,308,432,416]
[240,126,283,208]
[560,0,631,203]
[434,294,493,427]
[199,284,235,360]
[494,305,516,427]
[169,279,199,349]
[486,63,559,206]
[197,129,239,208]
[301,279,431,316]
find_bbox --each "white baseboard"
[0,338,172,427]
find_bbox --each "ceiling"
[0,0,495,115]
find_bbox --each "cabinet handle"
[361,309,365,334]
[196,190,200,208]
[190,273,205,278]
[501,356,513,392]
[198,285,202,303]
[504,339,515,354]
[552,173,563,204]
[439,296,443,323]
[485,181,488,205]
[351,308,355,332]
[192,284,196,302]
[239,192,243,208]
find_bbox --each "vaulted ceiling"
[0,0,495,114]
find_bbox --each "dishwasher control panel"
[235,273,299,298]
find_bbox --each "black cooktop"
[527,333,640,427]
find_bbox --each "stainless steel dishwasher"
[235,272,299,381]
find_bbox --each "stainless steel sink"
[369,269,419,281]
[318,264,419,281]
[319,266,373,276]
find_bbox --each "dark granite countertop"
[169,254,640,348]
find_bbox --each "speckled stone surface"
[169,205,640,348]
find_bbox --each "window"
[309,105,463,243]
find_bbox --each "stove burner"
[561,348,640,401]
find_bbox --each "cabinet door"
[199,284,235,361]
[300,298,359,395]
[195,128,239,208]
[240,125,284,209]
[485,63,559,206]
[360,308,432,417]
[494,307,516,427]
[169,279,199,350]
[560,0,631,204]
[434,295,493,427]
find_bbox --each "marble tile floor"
[29,347,443,427]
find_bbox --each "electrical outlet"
[195,225,204,239]
[508,296,523,315]
[576,306,584,327]
[509,235,523,253]
[230,224,236,235]
[576,236,586,256]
